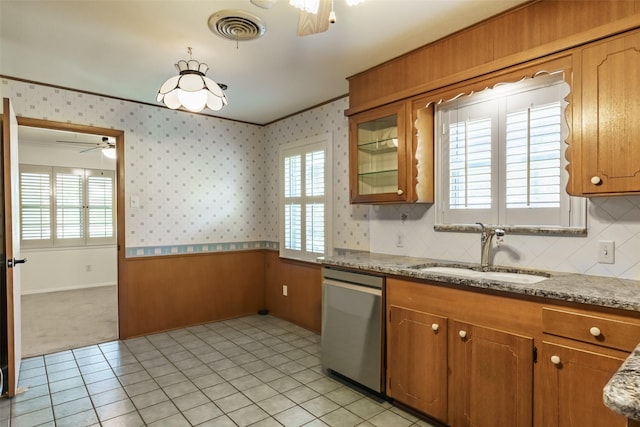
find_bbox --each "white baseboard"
[21,282,117,295]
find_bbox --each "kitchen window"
[279,133,332,262]
[19,164,116,248]
[435,72,586,230]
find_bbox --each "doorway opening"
[17,122,123,357]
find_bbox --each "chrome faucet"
[476,222,505,271]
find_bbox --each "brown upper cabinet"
[568,29,640,196]
[348,100,434,205]
[348,101,413,204]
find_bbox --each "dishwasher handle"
[323,278,382,296]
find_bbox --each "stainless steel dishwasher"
[321,267,384,393]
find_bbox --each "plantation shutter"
[441,99,497,225]
[502,80,566,226]
[55,168,84,245]
[19,165,53,247]
[86,169,116,244]
[305,149,325,254]
[284,154,302,251]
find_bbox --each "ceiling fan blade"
[297,0,332,36]
[80,146,101,154]
[56,139,100,146]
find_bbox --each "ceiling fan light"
[102,146,116,159]
[290,0,319,14]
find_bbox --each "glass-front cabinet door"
[349,101,412,203]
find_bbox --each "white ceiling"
[0,0,527,125]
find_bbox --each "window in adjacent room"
[19,164,116,248]
[435,72,586,230]
[279,133,332,262]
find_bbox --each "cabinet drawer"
[542,307,640,352]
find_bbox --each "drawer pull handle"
[459,330,467,339]
[590,326,601,337]
[397,189,404,196]
[551,355,561,365]
[431,323,439,332]
[591,176,602,185]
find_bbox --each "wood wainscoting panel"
[120,250,265,338]
[264,251,322,334]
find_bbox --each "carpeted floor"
[21,285,118,357]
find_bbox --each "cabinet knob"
[459,330,467,339]
[589,326,602,337]
[551,355,561,365]
[397,189,404,196]
[591,176,602,185]
[431,323,439,332]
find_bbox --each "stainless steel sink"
[408,264,550,284]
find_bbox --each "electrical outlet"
[598,241,615,264]
[282,285,288,296]
[395,231,404,248]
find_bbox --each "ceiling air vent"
[208,10,266,42]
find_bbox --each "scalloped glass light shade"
[157,59,228,112]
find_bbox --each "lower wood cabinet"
[540,341,628,427]
[387,305,448,421]
[449,320,533,427]
[385,278,640,427]
[386,304,533,426]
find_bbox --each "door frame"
[16,117,127,338]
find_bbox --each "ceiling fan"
[250,0,365,36]
[55,136,116,158]
[78,137,115,155]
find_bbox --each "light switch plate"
[598,241,615,264]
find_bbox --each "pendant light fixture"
[157,47,228,112]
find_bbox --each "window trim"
[278,133,333,262]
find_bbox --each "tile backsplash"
[369,196,640,280]
[2,78,639,279]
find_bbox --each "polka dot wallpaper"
[0,78,369,256]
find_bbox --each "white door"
[2,97,23,396]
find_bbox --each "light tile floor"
[1,315,439,427]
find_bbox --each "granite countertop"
[320,252,640,312]
[605,343,640,420]
[320,252,640,421]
